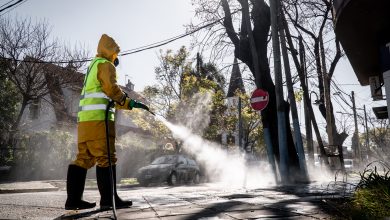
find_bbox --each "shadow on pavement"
[54,208,123,220]
[183,200,243,220]
[184,183,348,219]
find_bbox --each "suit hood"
[96,34,120,62]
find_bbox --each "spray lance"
[104,94,153,219]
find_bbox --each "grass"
[350,162,390,219]
[119,178,139,185]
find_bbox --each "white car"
[344,159,353,169]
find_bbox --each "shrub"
[352,162,390,219]
[11,129,75,180]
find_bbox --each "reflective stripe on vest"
[79,104,116,112]
[78,58,115,122]
[80,92,109,99]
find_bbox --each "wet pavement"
[0,181,353,219]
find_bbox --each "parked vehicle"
[344,159,354,169]
[136,154,201,186]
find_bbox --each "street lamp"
[310,91,321,105]
[334,91,366,163]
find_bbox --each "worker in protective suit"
[65,34,150,210]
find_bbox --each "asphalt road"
[0,182,348,219]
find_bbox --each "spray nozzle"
[147,110,156,116]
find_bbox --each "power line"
[119,19,220,57]
[0,0,15,9]
[0,0,27,16]
[0,0,23,13]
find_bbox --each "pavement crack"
[142,196,161,219]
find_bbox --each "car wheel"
[193,172,200,184]
[168,172,178,186]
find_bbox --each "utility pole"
[241,0,277,181]
[238,96,243,149]
[351,91,362,162]
[363,105,369,161]
[270,0,289,183]
[279,22,308,178]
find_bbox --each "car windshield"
[344,160,353,165]
[151,155,176,165]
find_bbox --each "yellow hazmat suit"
[65,34,149,210]
[73,34,130,169]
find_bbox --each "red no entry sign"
[250,89,269,111]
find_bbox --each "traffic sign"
[250,89,269,111]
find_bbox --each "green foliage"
[132,46,264,155]
[352,163,390,218]
[227,90,265,154]
[0,67,21,165]
[353,187,390,218]
[0,73,19,131]
[294,89,304,103]
[134,47,230,142]
[356,166,390,189]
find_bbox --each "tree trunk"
[222,0,300,182]
[280,12,330,166]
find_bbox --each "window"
[178,156,187,165]
[151,155,177,164]
[188,159,197,166]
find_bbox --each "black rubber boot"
[65,164,96,210]
[96,165,133,209]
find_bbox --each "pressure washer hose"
[105,100,117,220]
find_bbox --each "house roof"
[42,61,84,123]
[121,86,147,103]
[227,58,246,97]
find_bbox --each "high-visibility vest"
[77,58,115,122]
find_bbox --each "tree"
[0,17,86,156]
[135,47,228,140]
[133,47,265,154]
[0,61,20,164]
[283,0,346,167]
[363,116,390,165]
[190,0,301,181]
[227,90,265,155]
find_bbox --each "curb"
[0,183,140,194]
[0,187,59,194]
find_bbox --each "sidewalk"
[0,179,354,219]
[57,183,348,220]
